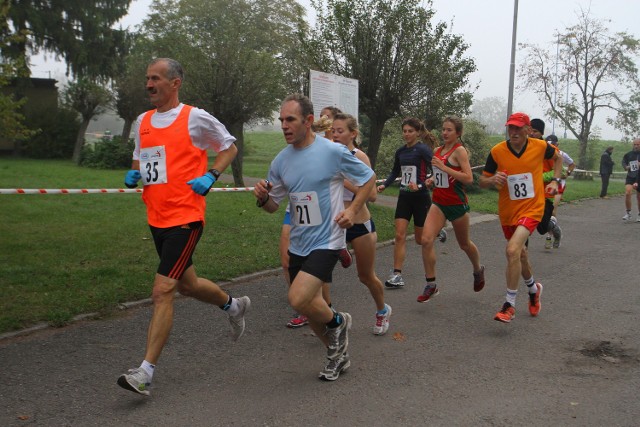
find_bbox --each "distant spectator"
[599,146,614,198]
[621,139,640,220]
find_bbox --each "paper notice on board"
[309,70,359,119]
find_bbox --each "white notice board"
[309,70,359,119]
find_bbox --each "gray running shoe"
[552,223,562,248]
[438,228,447,243]
[385,272,405,288]
[623,212,631,221]
[228,296,251,341]
[117,367,151,396]
[544,236,552,250]
[325,312,352,360]
[373,304,392,335]
[637,215,640,223]
[319,353,351,381]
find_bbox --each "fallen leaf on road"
[393,332,406,342]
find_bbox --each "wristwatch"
[208,168,221,180]
[551,177,561,183]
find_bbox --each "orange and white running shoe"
[494,302,516,323]
[528,282,543,317]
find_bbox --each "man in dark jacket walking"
[599,146,614,198]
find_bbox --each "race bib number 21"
[290,191,322,226]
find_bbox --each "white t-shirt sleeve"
[188,107,236,153]
[132,113,145,161]
[561,150,574,166]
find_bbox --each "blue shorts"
[346,219,376,242]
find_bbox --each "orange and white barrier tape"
[2,166,487,195]
[0,187,255,195]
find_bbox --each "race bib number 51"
[290,191,322,226]
[433,167,449,188]
[140,146,168,185]
[507,173,535,200]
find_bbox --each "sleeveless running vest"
[140,105,209,228]
[432,143,468,206]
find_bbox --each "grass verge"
[0,150,625,334]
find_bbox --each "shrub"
[80,136,134,169]
[374,117,404,178]
[23,107,80,159]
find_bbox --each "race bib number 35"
[507,173,535,200]
[290,191,322,226]
[140,146,168,185]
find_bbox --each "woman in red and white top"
[417,115,485,303]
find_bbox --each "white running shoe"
[385,272,405,288]
[228,296,251,341]
[319,353,351,381]
[117,367,151,396]
[373,304,392,335]
[623,212,631,221]
[325,312,351,360]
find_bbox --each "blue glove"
[125,170,141,188]
[187,172,216,195]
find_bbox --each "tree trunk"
[120,118,133,143]
[366,117,387,170]
[72,119,91,164]
[578,137,589,170]
[227,121,245,187]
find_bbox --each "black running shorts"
[149,221,203,280]
[288,249,339,284]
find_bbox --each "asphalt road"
[1,195,639,426]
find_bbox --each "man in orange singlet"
[117,58,248,396]
[479,112,562,323]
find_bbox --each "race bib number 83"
[507,173,535,200]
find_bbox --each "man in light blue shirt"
[254,94,375,381]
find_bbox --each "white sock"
[226,298,241,316]
[524,277,536,293]
[506,290,517,306]
[140,360,155,380]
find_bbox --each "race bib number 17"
[140,146,168,185]
[401,165,417,186]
